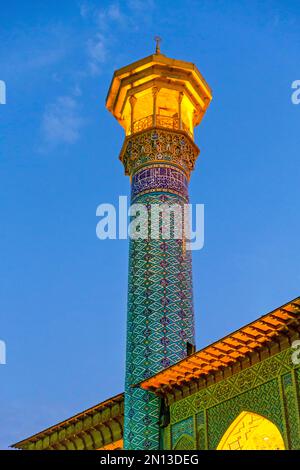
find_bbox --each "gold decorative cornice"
[12,393,124,451]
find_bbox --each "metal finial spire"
[154,36,161,54]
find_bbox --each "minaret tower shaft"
[106,44,212,450]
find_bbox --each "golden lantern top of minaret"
[106,39,212,139]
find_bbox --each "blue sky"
[0,0,299,450]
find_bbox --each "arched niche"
[217,411,285,450]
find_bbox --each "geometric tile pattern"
[124,130,196,450]
[281,372,300,449]
[196,411,206,450]
[207,379,284,449]
[169,347,300,449]
[171,417,194,447]
[171,348,296,424]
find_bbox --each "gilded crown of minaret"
[106,39,212,139]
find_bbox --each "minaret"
[106,41,212,450]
